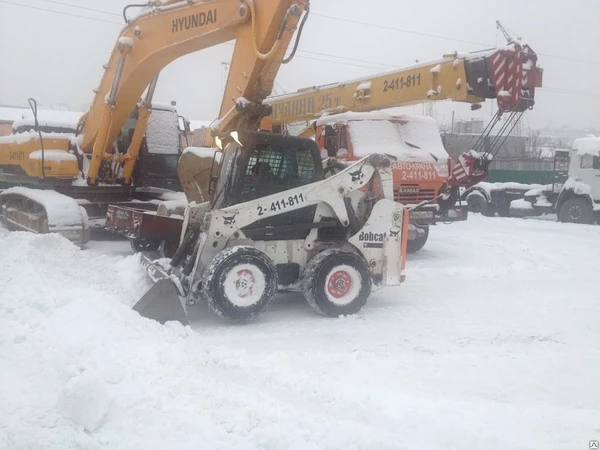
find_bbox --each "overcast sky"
[1,0,598,131]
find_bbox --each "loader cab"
[212,130,325,240]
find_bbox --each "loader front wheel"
[303,249,371,317]
[203,246,277,322]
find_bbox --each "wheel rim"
[325,265,362,306]
[569,205,582,220]
[223,264,266,307]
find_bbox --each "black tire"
[496,204,511,218]
[466,192,488,214]
[407,226,429,254]
[130,238,160,253]
[558,197,593,224]
[202,246,277,322]
[302,249,371,317]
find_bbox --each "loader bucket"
[133,255,190,326]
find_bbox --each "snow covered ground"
[1,215,599,449]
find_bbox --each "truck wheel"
[466,191,488,214]
[558,197,593,224]
[202,246,277,322]
[302,249,371,317]
[407,226,429,254]
[130,238,160,253]
[497,204,511,218]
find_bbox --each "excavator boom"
[80,0,308,184]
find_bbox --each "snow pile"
[510,198,533,210]
[474,181,547,195]
[573,136,600,157]
[2,214,600,448]
[145,108,180,155]
[0,230,398,449]
[0,187,83,229]
[29,150,77,162]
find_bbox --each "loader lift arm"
[78,0,309,185]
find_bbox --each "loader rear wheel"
[203,246,277,322]
[303,249,371,317]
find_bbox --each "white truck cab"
[553,136,600,223]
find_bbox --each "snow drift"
[1,216,599,449]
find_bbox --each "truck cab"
[313,111,467,252]
[553,136,600,223]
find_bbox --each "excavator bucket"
[133,255,189,326]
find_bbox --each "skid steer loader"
[134,130,408,324]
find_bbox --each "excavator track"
[0,187,90,248]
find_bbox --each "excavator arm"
[78,0,309,185]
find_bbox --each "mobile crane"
[0,0,309,247]
[263,24,543,251]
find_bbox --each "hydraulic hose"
[123,2,152,23]
[245,0,283,60]
[283,5,309,64]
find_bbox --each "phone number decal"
[257,193,305,216]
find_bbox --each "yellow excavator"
[0,0,310,247]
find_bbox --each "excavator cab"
[131,105,184,192]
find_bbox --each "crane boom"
[266,42,542,127]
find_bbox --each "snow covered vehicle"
[0,102,189,245]
[135,131,408,325]
[463,136,600,224]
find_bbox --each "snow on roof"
[315,111,394,127]
[0,187,84,229]
[396,115,448,161]
[0,131,74,144]
[318,111,448,163]
[0,106,28,122]
[6,109,83,131]
[152,102,178,113]
[12,117,80,132]
[572,136,600,157]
